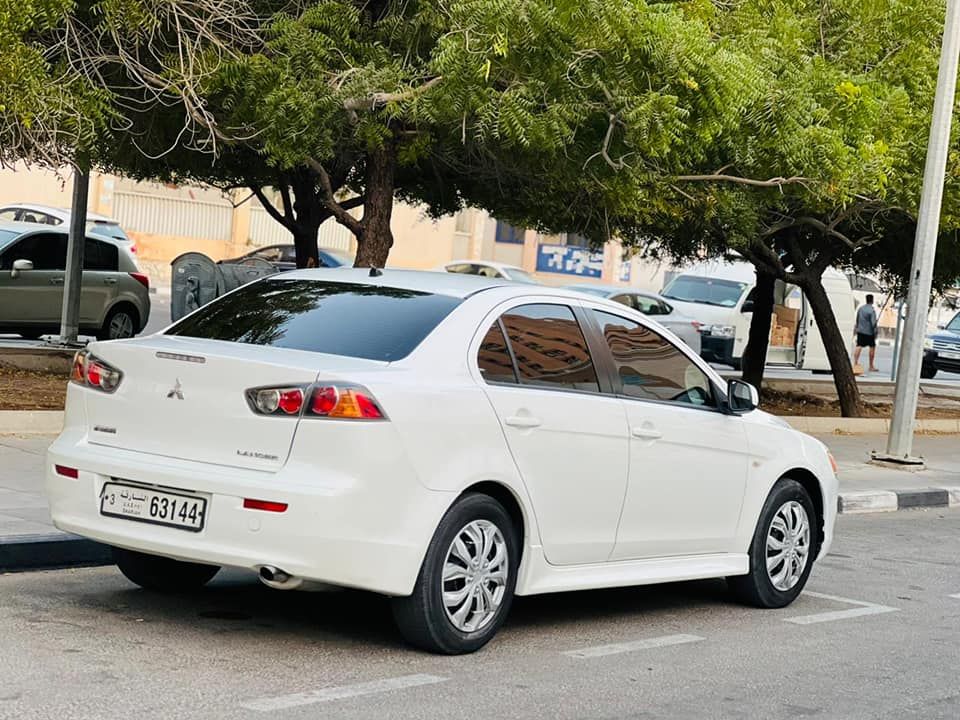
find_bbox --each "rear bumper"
[46,430,454,596]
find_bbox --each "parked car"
[562,283,702,353]
[223,244,353,271]
[0,202,135,253]
[47,269,837,654]
[922,311,960,379]
[0,221,149,340]
[661,261,855,372]
[440,259,540,284]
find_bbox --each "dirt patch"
[760,388,960,419]
[0,364,69,411]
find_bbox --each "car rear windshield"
[661,276,748,307]
[165,278,462,361]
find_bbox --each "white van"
[660,261,856,372]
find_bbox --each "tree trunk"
[741,267,776,392]
[289,171,327,268]
[801,274,864,417]
[354,142,397,268]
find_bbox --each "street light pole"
[882,0,960,463]
[59,168,90,345]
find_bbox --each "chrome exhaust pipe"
[258,565,303,590]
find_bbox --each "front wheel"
[728,479,817,608]
[392,494,518,654]
[113,547,220,592]
[921,364,938,380]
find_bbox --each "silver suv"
[0,221,150,340]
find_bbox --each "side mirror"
[10,259,33,279]
[726,379,759,414]
[740,300,755,313]
[938,323,947,330]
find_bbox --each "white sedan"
[47,269,837,654]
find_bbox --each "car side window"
[501,304,600,392]
[0,233,67,270]
[0,210,17,222]
[592,309,715,407]
[477,321,518,384]
[475,265,502,279]
[253,247,282,263]
[84,238,119,271]
[633,295,661,315]
[446,263,472,275]
[610,294,635,310]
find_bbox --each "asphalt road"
[1,509,957,720]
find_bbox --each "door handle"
[505,416,542,429]
[103,278,118,285]
[632,427,663,440]
[49,278,64,286]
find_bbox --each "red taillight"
[55,465,79,479]
[247,383,385,420]
[70,350,122,393]
[129,244,137,254]
[129,272,149,290]
[691,320,704,332]
[243,498,288,513]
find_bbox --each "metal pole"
[890,299,904,382]
[59,168,89,344]
[883,0,960,462]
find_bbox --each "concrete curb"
[785,416,960,435]
[0,533,112,573]
[838,486,960,514]
[0,411,63,435]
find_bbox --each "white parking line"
[562,633,704,659]
[949,593,960,599]
[240,674,448,712]
[784,591,899,625]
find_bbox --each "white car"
[47,269,837,654]
[0,202,135,253]
[440,259,540,284]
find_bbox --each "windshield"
[165,278,461,361]
[0,229,21,248]
[946,312,960,332]
[505,268,540,284]
[662,276,748,307]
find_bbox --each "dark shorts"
[856,333,876,348]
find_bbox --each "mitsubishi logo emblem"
[167,378,184,400]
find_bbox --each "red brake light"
[55,465,79,479]
[277,389,304,415]
[71,350,122,393]
[310,386,339,415]
[247,384,385,420]
[243,498,288,513]
[129,272,149,290]
[129,244,137,254]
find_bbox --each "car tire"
[391,493,519,654]
[113,547,220,592]
[98,306,138,341]
[727,478,818,609]
[921,364,938,380]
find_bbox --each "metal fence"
[113,190,234,241]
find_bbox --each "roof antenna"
[369,267,383,277]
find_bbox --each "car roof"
[276,268,603,300]
[563,283,662,297]
[0,219,130,248]
[0,202,119,224]
[445,259,524,272]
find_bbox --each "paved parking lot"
[1,510,957,720]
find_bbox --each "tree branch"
[675,173,813,188]
[343,76,442,113]
[339,195,366,211]
[306,157,362,234]
[250,185,294,232]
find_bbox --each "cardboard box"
[774,305,800,326]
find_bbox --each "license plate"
[100,482,207,532]
[941,351,960,360]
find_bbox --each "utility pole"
[59,168,90,345]
[880,0,960,464]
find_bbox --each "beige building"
[0,164,669,291]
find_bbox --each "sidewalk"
[1,432,958,572]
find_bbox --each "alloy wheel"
[765,500,811,592]
[441,519,508,632]
[109,312,134,339]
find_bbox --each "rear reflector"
[243,498,288,513]
[55,465,79,479]
[129,272,149,290]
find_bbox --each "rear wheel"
[98,306,138,340]
[728,478,817,608]
[113,547,220,592]
[392,494,518,654]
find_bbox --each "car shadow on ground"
[71,568,737,652]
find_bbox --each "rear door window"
[84,238,119,271]
[166,278,462,361]
[477,321,518,384]
[592,310,715,407]
[500,304,600,392]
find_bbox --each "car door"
[477,302,629,565]
[0,232,67,325]
[585,308,750,560]
[79,237,119,326]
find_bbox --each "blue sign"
[619,260,632,283]
[536,244,603,277]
